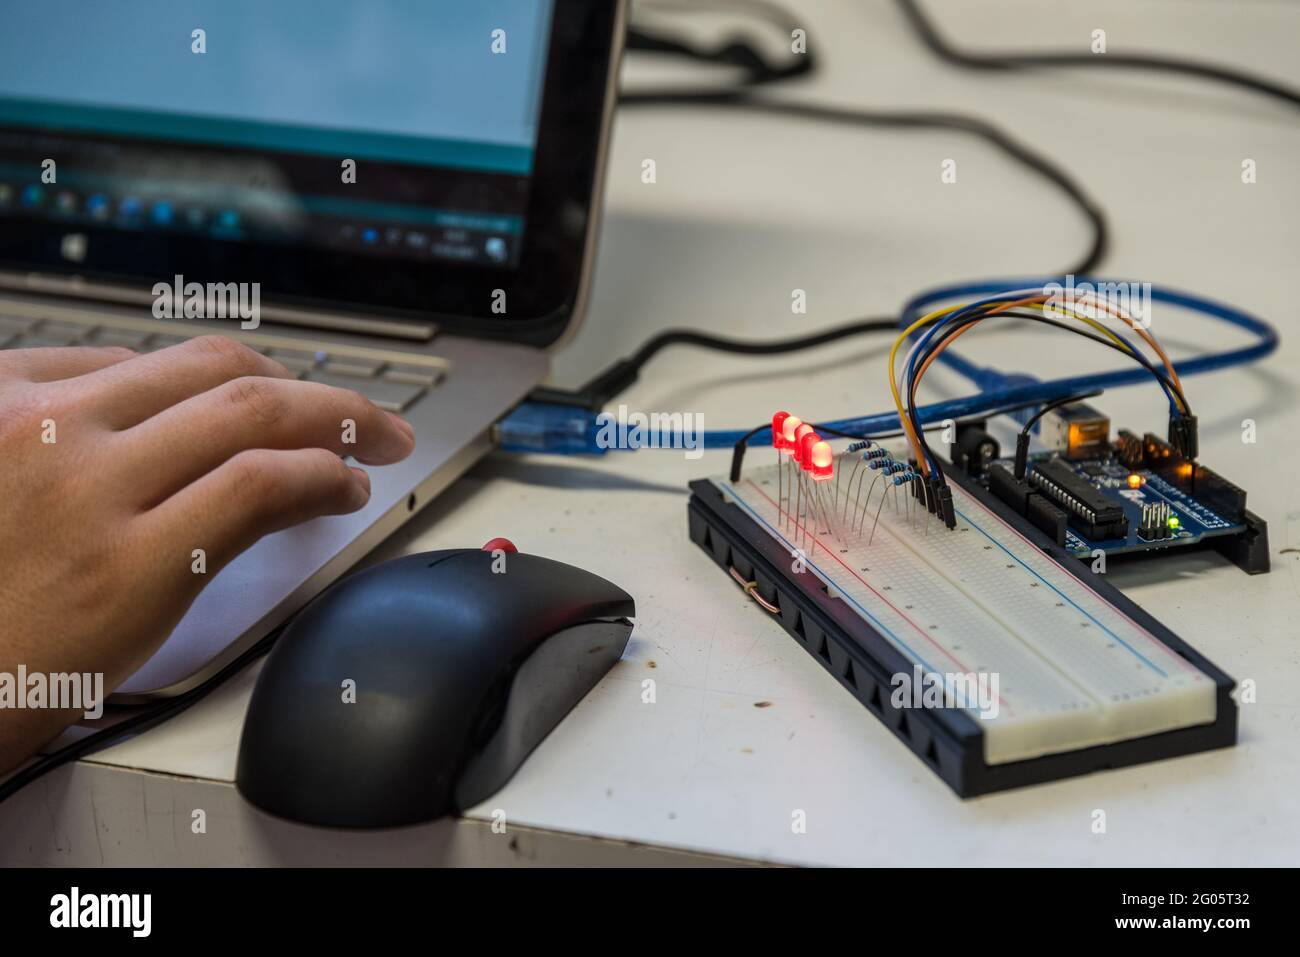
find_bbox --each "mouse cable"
[896,0,1300,111]
[0,624,284,807]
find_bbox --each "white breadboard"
[711,461,1216,765]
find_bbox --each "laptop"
[0,1,626,699]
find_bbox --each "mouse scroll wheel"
[481,537,517,553]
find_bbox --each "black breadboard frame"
[687,474,1237,798]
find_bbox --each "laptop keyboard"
[0,315,442,413]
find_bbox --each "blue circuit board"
[1000,454,1244,557]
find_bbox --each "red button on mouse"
[481,537,517,553]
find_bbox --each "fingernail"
[349,467,372,498]
[386,412,415,441]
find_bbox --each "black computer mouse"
[235,541,634,828]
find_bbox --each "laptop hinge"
[0,271,437,342]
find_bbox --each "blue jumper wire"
[496,278,1279,454]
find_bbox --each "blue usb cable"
[496,279,1279,454]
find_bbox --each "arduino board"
[952,417,1269,574]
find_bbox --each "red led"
[793,424,815,465]
[810,440,834,481]
[772,411,790,451]
[798,431,821,469]
[481,537,517,553]
[780,416,803,456]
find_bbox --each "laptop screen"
[0,0,556,270]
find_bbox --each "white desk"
[4,0,1298,866]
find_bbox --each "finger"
[0,345,137,384]
[69,335,296,428]
[114,375,414,506]
[137,447,372,587]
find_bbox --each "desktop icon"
[86,193,111,220]
[60,233,88,263]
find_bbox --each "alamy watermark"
[50,887,151,937]
[0,667,104,719]
[890,665,1000,720]
[151,274,261,330]
[595,403,704,459]
[1043,274,1152,329]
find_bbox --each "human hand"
[0,336,414,773]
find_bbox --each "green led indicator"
[1167,515,1181,530]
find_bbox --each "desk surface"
[5,0,1299,866]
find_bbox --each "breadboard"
[706,462,1220,766]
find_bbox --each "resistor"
[891,470,917,485]
[864,447,890,461]
[845,440,873,453]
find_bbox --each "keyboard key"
[323,356,385,378]
[267,347,324,372]
[0,315,36,336]
[19,333,81,348]
[305,370,426,412]
[145,334,190,351]
[382,363,444,387]
[92,328,151,349]
[37,320,92,342]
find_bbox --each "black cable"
[627,0,816,91]
[530,317,900,410]
[0,623,283,806]
[896,0,1300,111]
[616,95,1108,281]
[626,320,901,366]
[621,3,1107,273]
[1021,389,1104,435]
[538,7,1111,410]
[586,0,1296,414]
[1009,388,1102,480]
